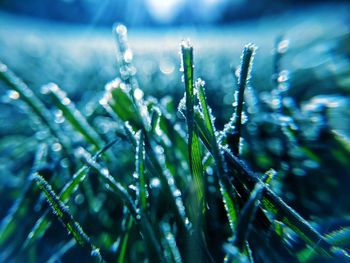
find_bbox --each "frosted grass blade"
[24,139,120,248]
[135,131,147,211]
[195,80,239,233]
[33,174,104,262]
[233,182,264,251]
[225,44,256,156]
[180,41,205,212]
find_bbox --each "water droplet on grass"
[74,194,84,205]
[115,24,127,36]
[150,177,161,188]
[51,143,62,152]
[123,49,133,63]
[0,63,8,72]
[8,90,20,100]
[133,88,144,100]
[277,39,289,53]
[62,97,71,105]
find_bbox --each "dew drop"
[277,39,289,54]
[116,24,127,35]
[133,88,144,100]
[129,184,137,192]
[62,97,71,106]
[0,63,8,72]
[8,90,20,100]
[123,49,133,63]
[54,110,65,124]
[74,194,84,205]
[60,158,70,168]
[51,143,62,152]
[173,189,181,197]
[150,177,161,188]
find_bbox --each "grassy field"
[0,4,350,262]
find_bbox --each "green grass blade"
[24,166,89,248]
[180,41,205,212]
[225,44,256,156]
[24,139,120,248]
[135,131,147,211]
[233,182,264,252]
[124,119,190,231]
[102,78,142,128]
[32,173,104,262]
[116,215,133,263]
[193,101,240,233]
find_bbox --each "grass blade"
[180,41,205,212]
[116,214,133,263]
[225,44,256,156]
[233,182,264,252]
[135,130,147,211]
[32,173,104,262]
[193,85,240,234]
[23,139,120,248]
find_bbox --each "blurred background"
[0,0,349,134]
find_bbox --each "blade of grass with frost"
[43,83,106,151]
[135,130,147,211]
[23,139,120,248]
[104,83,189,228]
[0,62,70,153]
[233,182,264,252]
[79,149,165,262]
[0,144,47,248]
[225,44,255,156]
[196,114,330,253]
[181,41,205,212]
[195,79,239,233]
[103,78,142,129]
[125,121,189,231]
[113,24,138,90]
[223,149,333,255]
[33,174,104,262]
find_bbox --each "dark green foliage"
[0,24,349,263]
